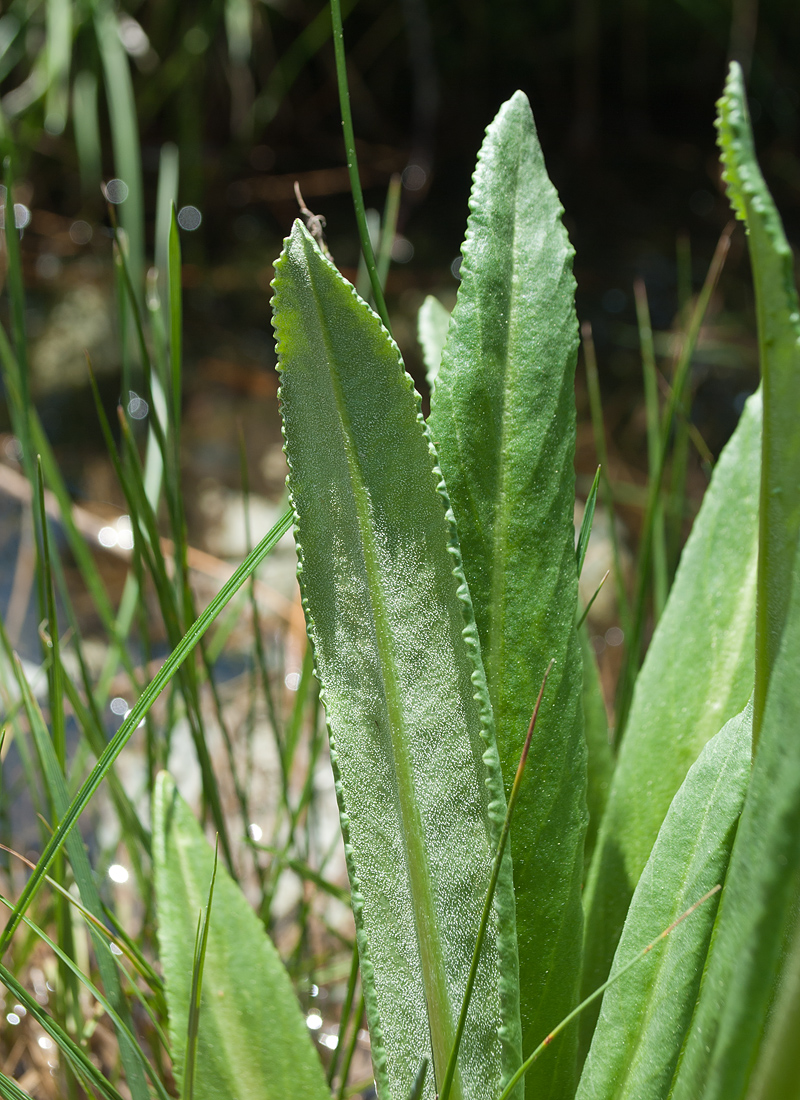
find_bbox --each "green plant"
[267,58,800,1100]
[1,31,799,1100]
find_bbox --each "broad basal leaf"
[669,532,800,1100]
[581,391,761,1057]
[745,904,800,1100]
[576,702,751,1100]
[273,221,521,1100]
[716,62,800,744]
[427,90,586,1100]
[153,772,330,1100]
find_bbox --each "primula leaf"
[745,908,800,1100]
[152,772,329,1100]
[669,533,800,1100]
[273,220,522,1100]
[427,90,585,1098]
[418,294,451,394]
[715,62,800,745]
[581,390,761,1056]
[576,701,751,1100]
[667,66,800,1100]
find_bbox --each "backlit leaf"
[576,702,751,1100]
[581,391,761,1057]
[428,90,586,1099]
[273,220,522,1100]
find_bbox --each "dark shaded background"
[3,0,799,531]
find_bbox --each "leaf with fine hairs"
[273,220,521,1100]
[667,66,800,1100]
[580,390,761,1058]
[427,90,585,1100]
[153,772,329,1100]
[576,702,751,1100]
[715,62,800,746]
[669,533,800,1100]
[745,903,800,1100]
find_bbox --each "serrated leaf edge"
[270,220,522,1097]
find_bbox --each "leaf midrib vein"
[305,255,458,1097]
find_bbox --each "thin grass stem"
[616,223,733,737]
[438,660,554,1100]
[329,0,391,332]
[634,278,668,620]
[496,885,722,1100]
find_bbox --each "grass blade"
[582,321,632,636]
[579,625,613,870]
[329,0,389,330]
[576,466,600,579]
[94,1,145,292]
[0,508,292,955]
[615,223,733,735]
[184,841,218,1100]
[497,886,722,1100]
[0,633,150,1100]
[634,278,667,619]
[440,662,553,1100]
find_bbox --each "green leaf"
[153,772,329,1100]
[581,390,761,1057]
[576,702,752,1100]
[417,294,451,393]
[715,62,800,745]
[273,220,521,1100]
[745,906,800,1100]
[576,467,601,579]
[579,626,613,873]
[669,532,800,1100]
[427,90,585,1096]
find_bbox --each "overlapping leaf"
[669,534,800,1100]
[668,64,800,1100]
[153,772,330,1100]
[577,702,751,1100]
[427,91,586,1100]
[273,220,521,1100]
[715,62,800,743]
[581,391,761,1055]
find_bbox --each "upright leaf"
[273,221,521,1100]
[580,627,613,873]
[716,62,800,745]
[745,907,800,1100]
[581,391,761,1055]
[153,772,330,1100]
[669,535,800,1100]
[418,294,451,393]
[576,702,752,1100]
[427,90,585,1097]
